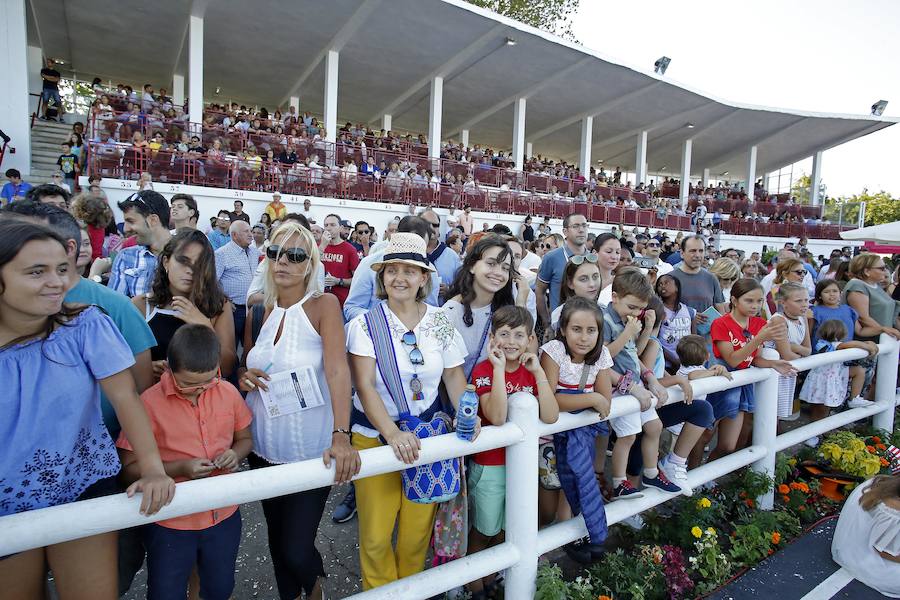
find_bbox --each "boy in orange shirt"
[117,324,253,600]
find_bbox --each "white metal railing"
[0,335,897,599]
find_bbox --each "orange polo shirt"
[117,371,253,530]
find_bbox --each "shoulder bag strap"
[465,312,492,380]
[364,302,410,415]
[578,362,591,392]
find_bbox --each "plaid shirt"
[215,241,259,306]
[108,245,158,298]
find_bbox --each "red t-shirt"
[710,314,766,369]
[470,359,538,466]
[320,241,360,306]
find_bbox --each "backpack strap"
[364,302,410,416]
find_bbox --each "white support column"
[172,74,185,107]
[873,334,900,432]
[745,145,758,201]
[187,14,204,130]
[512,97,527,171]
[381,114,392,133]
[752,348,780,510]
[427,76,443,160]
[526,142,533,160]
[27,45,43,99]
[0,0,31,175]
[579,116,593,177]
[809,150,823,205]
[762,171,771,193]
[289,95,300,114]
[702,168,710,187]
[324,49,339,150]
[460,129,469,149]
[635,131,648,185]
[679,138,692,208]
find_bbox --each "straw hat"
[370,232,435,272]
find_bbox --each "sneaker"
[331,485,357,523]
[613,480,644,500]
[848,396,875,409]
[642,470,682,494]
[658,457,692,497]
[804,436,820,448]
[619,513,645,530]
[538,442,561,490]
[563,538,605,564]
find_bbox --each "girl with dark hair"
[132,229,236,381]
[593,233,621,306]
[0,221,174,597]
[549,254,601,331]
[655,273,696,370]
[444,236,517,377]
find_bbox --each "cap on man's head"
[340,219,352,228]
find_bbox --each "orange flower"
[778,484,790,494]
[745,498,755,508]
[781,495,790,503]
[881,457,890,467]
[866,445,876,453]
[768,549,775,555]
[798,505,806,512]
[599,596,614,600]
[872,436,882,443]
[797,482,810,493]
[771,532,781,544]
[876,443,887,451]
[739,491,748,498]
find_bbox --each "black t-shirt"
[41,68,61,90]
[230,212,251,224]
[523,225,535,242]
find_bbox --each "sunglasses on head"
[401,331,424,365]
[569,254,598,265]
[266,244,309,263]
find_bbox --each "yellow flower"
[691,526,703,538]
[697,497,712,509]
[706,527,716,536]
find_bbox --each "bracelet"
[640,368,653,382]
[332,428,352,439]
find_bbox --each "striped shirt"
[215,240,259,306]
[108,245,158,298]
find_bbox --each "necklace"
[387,304,426,402]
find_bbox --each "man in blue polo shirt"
[536,212,589,333]
[1,169,33,206]
[418,208,460,304]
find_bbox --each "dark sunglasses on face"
[356,230,370,235]
[266,245,309,263]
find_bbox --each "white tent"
[839,221,900,245]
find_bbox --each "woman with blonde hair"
[239,222,359,600]
[740,258,760,280]
[709,257,741,302]
[765,258,807,316]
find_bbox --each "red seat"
[513,192,532,216]
[637,209,653,228]
[623,208,638,226]
[590,204,607,223]
[607,206,623,225]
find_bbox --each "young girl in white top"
[765,282,811,422]
[549,254,602,331]
[540,297,614,564]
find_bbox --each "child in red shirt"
[117,325,252,600]
[698,278,795,464]
[466,306,558,598]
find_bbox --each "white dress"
[346,303,466,439]
[766,314,806,418]
[799,341,849,407]
[245,294,334,463]
[832,479,900,597]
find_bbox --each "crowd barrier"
[1,335,897,598]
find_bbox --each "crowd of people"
[1,176,899,599]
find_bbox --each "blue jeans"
[143,510,242,600]
[625,399,714,476]
[41,88,63,112]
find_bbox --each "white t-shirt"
[346,303,466,438]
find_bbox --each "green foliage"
[728,523,774,567]
[588,548,667,600]
[464,0,581,41]
[534,563,569,600]
[822,198,862,227]
[746,509,801,538]
[855,189,900,226]
[791,173,812,205]
[689,529,732,596]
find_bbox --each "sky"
[572,0,900,198]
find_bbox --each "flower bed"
[535,422,900,599]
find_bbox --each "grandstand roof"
[27,0,898,181]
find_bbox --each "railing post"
[503,392,540,599]
[873,333,899,432]
[751,347,779,510]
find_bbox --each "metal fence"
[0,336,897,599]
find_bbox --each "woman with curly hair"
[132,229,236,382]
[71,192,114,261]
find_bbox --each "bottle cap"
[465,384,476,391]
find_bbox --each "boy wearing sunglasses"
[117,324,253,600]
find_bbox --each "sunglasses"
[266,245,309,263]
[790,269,806,275]
[540,243,554,249]
[569,254,598,265]
[172,368,221,395]
[401,331,424,365]
[356,230,370,235]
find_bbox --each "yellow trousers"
[352,434,438,590]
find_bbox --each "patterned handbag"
[365,302,461,504]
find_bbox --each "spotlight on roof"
[215,86,221,94]
[720,171,729,177]
[685,122,695,129]
[871,100,888,116]
[505,37,517,46]
[654,56,671,75]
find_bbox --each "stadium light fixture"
[654,56,671,75]
[505,37,517,46]
[685,122,695,128]
[871,100,888,116]
[720,171,729,177]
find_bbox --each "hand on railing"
[323,434,361,484]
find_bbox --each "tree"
[851,189,900,226]
[465,0,581,41]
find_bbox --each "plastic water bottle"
[456,384,479,441]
